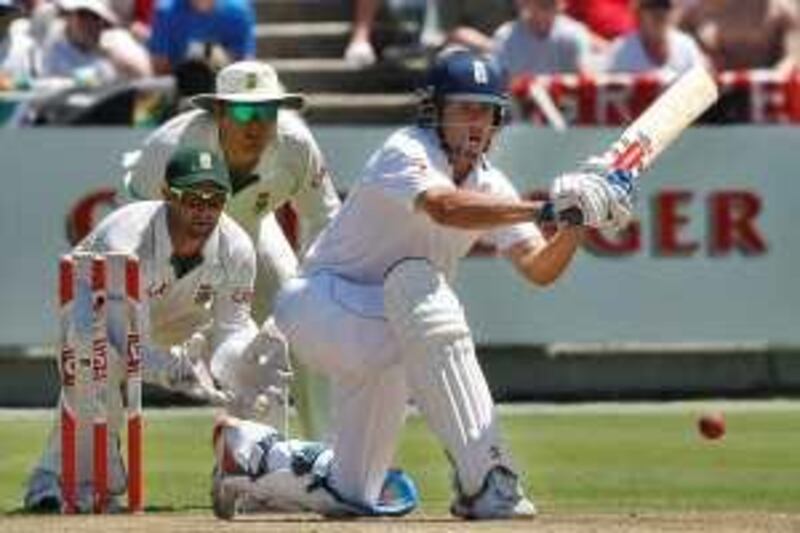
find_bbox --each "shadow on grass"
[4,504,212,516]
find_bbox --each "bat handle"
[538,202,584,226]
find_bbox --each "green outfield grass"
[2,402,799,515]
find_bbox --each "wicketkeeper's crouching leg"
[210,415,418,519]
[383,258,536,520]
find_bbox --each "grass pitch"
[1,401,799,519]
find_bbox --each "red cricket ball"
[698,412,726,440]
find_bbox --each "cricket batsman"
[122,60,338,437]
[211,48,633,518]
[24,148,288,512]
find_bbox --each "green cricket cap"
[165,148,231,192]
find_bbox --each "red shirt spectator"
[565,0,635,40]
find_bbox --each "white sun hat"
[189,60,305,111]
[58,0,119,26]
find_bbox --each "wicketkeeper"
[24,147,290,512]
[212,49,633,519]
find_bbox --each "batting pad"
[383,259,510,495]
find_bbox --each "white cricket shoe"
[450,466,537,520]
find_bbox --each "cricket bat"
[543,65,720,223]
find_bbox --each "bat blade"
[602,65,719,176]
[540,66,719,224]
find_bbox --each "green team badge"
[246,73,259,90]
[254,191,270,214]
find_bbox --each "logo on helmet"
[473,61,488,85]
[199,151,213,170]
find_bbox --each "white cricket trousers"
[274,271,408,505]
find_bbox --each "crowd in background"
[347,0,800,76]
[0,0,256,85]
[1,0,799,125]
[0,0,256,123]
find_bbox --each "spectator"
[148,0,255,75]
[565,0,635,41]
[343,0,378,67]
[39,0,151,84]
[0,0,38,89]
[343,0,443,68]
[109,0,153,42]
[679,0,799,73]
[438,0,516,53]
[17,0,58,45]
[605,0,706,77]
[493,0,593,77]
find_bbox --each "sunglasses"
[169,186,228,210]
[225,102,279,124]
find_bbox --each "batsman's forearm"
[420,188,540,229]
[515,226,582,286]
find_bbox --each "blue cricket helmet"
[425,49,508,106]
[418,48,509,127]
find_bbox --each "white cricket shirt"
[303,127,543,284]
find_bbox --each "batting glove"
[580,157,637,230]
[550,172,611,228]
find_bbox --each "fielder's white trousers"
[274,272,408,505]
